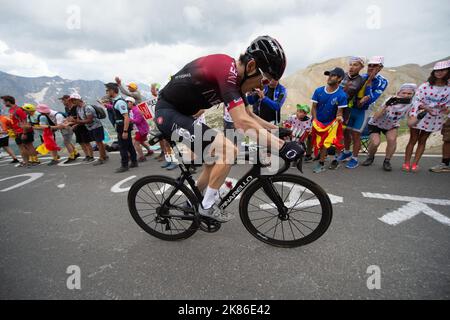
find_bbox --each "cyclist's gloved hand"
[279,141,305,162]
[278,127,293,139]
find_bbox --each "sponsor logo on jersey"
[228,98,244,110]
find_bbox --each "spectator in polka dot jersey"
[362,83,417,171]
[404,60,450,173]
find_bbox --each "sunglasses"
[259,68,274,86]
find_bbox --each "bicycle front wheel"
[128,176,199,241]
[239,174,333,248]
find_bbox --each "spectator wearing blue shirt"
[338,56,389,169]
[105,83,138,173]
[247,80,287,125]
[311,67,348,173]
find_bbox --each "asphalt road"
[0,153,449,300]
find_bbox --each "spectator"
[34,104,63,166]
[66,93,95,162]
[404,60,450,172]
[72,96,108,166]
[248,79,287,125]
[310,68,348,173]
[335,57,366,167]
[338,56,389,169]
[57,95,78,164]
[0,114,19,163]
[126,97,153,162]
[284,104,313,161]
[430,117,450,173]
[59,95,81,161]
[362,83,417,171]
[115,77,143,104]
[150,82,173,164]
[105,83,138,173]
[1,96,38,167]
[98,96,115,127]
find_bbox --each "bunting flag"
[311,119,344,157]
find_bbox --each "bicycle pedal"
[198,217,222,233]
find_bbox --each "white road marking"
[58,157,99,167]
[362,192,450,227]
[57,184,66,189]
[0,173,45,192]
[378,201,450,226]
[362,193,450,206]
[111,176,137,193]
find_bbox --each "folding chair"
[360,124,371,154]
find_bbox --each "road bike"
[128,133,332,248]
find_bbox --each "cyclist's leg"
[205,132,237,190]
[196,164,213,193]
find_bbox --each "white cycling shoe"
[198,204,234,223]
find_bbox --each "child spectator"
[362,83,417,171]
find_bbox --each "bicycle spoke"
[287,219,296,240]
[254,215,278,230]
[252,194,278,210]
[135,201,158,208]
[248,203,280,216]
[249,215,277,223]
[262,218,282,238]
[140,187,159,204]
[290,208,323,216]
[290,216,316,232]
[146,184,161,203]
[288,218,306,237]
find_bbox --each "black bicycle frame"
[159,143,295,219]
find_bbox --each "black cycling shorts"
[368,124,393,136]
[155,99,217,159]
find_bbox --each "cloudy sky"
[0,0,449,85]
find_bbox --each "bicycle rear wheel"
[128,176,199,241]
[239,174,333,248]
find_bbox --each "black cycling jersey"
[159,54,246,116]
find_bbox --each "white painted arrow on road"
[362,193,450,227]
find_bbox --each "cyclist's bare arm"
[245,105,278,130]
[229,103,284,150]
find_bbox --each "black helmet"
[246,36,287,81]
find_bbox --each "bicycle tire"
[128,175,199,241]
[239,174,333,248]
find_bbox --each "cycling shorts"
[155,99,217,160]
[347,108,370,133]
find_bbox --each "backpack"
[86,105,107,120]
[37,112,66,127]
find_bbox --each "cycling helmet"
[246,36,287,81]
[22,103,36,113]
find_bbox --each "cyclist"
[154,36,304,222]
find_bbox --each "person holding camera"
[362,83,417,171]
[247,79,287,126]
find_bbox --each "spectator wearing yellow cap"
[115,77,143,104]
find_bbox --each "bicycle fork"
[260,178,290,220]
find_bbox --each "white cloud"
[0,0,448,83]
[0,40,55,77]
